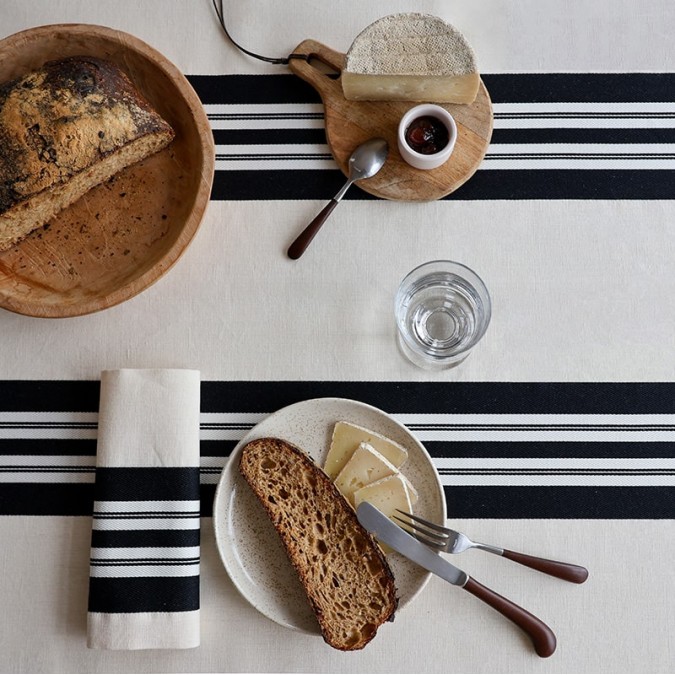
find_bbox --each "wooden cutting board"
[289,40,493,202]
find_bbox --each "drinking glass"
[395,260,491,369]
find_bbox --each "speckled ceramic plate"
[213,397,446,635]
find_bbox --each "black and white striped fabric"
[0,380,672,520]
[86,370,201,651]
[189,73,675,201]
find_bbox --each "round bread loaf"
[0,56,174,251]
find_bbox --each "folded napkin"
[87,369,201,650]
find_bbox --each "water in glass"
[395,261,491,369]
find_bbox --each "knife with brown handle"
[356,502,557,658]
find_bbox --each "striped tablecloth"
[201,73,675,200]
[1,0,674,672]
[2,381,673,520]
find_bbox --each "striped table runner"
[0,381,672,519]
[192,73,675,201]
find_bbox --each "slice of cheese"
[353,473,413,518]
[341,13,480,104]
[354,474,414,554]
[334,442,398,505]
[402,475,419,506]
[324,421,408,479]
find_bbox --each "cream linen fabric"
[96,370,201,469]
[0,0,674,673]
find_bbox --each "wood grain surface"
[289,39,493,202]
[0,24,214,318]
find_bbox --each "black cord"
[211,0,307,65]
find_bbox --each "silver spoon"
[287,137,389,259]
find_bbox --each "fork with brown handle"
[395,510,589,584]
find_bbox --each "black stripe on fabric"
[441,469,674,475]
[93,512,199,518]
[1,482,672,519]
[0,423,96,429]
[215,152,333,161]
[201,484,216,517]
[88,575,199,613]
[200,381,675,415]
[445,486,675,519]
[481,73,675,104]
[188,74,319,105]
[3,380,675,415]
[423,441,675,459]
[200,439,237,457]
[213,128,675,147]
[0,380,99,412]
[210,168,675,201]
[0,483,93,515]
[214,128,675,147]
[447,169,675,200]
[0,438,96,456]
[486,154,675,160]
[91,528,201,548]
[0,468,93,473]
[210,168,353,201]
[187,73,675,105]
[94,467,200,502]
[90,559,200,566]
[212,128,327,145]
[491,129,675,144]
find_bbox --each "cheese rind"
[334,442,398,505]
[324,421,408,479]
[341,13,479,104]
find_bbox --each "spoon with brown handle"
[287,137,388,259]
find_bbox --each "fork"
[395,510,589,584]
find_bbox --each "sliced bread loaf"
[0,56,175,251]
[239,437,398,651]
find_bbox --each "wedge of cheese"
[324,421,408,479]
[354,474,414,554]
[341,13,480,104]
[403,475,419,506]
[353,473,413,518]
[334,442,398,505]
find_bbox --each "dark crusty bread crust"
[0,56,174,251]
[239,437,398,651]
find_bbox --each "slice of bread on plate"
[239,437,398,651]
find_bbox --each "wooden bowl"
[0,24,214,317]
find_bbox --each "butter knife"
[356,502,557,658]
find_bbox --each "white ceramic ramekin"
[397,104,457,170]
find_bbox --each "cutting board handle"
[289,39,345,99]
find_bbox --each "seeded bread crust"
[0,56,175,251]
[239,437,398,651]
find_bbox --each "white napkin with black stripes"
[87,369,201,650]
